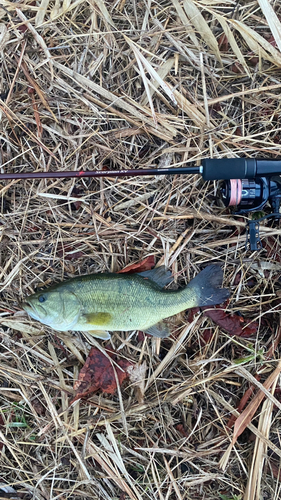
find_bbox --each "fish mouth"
[21,300,32,311]
[21,300,33,314]
[21,300,41,320]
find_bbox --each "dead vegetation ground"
[0,0,281,499]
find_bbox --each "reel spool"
[220,177,269,213]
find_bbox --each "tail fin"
[189,265,229,307]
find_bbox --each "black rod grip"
[201,158,257,180]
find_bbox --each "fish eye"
[38,295,46,303]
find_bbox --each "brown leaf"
[138,143,150,158]
[118,255,155,274]
[202,305,258,337]
[226,375,261,430]
[32,398,46,417]
[20,60,54,118]
[218,33,229,51]
[57,243,84,260]
[232,360,281,445]
[269,460,281,480]
[201,328,215,344]
[127,361,147,403]
[186,307,200,323]
[175,423,189,438]
[137,331,146,342]
[231,62,244,73]
[73,348,133,399]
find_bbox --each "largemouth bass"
[22,265,229,339]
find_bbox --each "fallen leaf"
[202,305,258,337]
[175,423,189,438]
[127,361,147,403]
[118,255,155,274]
[248,55,259,66]
[70,186,83,210]
[137,331,146,342]
[232,360,281,446]
[186,307,200,323]
[138,143,150,158]
[267,35,278,48]
[227,325,281,430]
[57,243,84,260]
[231,62,244,74]
[269,461,281,480]
[201,328,215,344]
[226,375,261,430]
[218,33,229,51]
[73,348,133,399]
[32,398,46,417]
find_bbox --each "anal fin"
[144,321,170,338]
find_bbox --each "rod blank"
[0,166,201,181]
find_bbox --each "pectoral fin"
[144,321,170,338]
[83,312,112,327]
[88,330,111,340]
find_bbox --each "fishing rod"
[2,157,281,250]
[2,157,281,181]
[2,156,281,212]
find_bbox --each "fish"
[21,264,229,340]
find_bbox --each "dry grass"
[1,1,281,499]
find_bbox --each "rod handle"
[201,158,256,180]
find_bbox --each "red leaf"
[118,255,155,274]
[17,23,28,33]
[201,328,215,344]
[231,62,244,73]
[186,307,200,323]
[267,35,278,48]
[218,33,229,52]
[175,424,189,438]
[202,305,258,337]
[137,331,146,342]
[233,272,241,286]
[235,127,242,136]
[248,56,259,66]
[73,348,133,399]
[269,461,281,480]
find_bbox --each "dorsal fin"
[137,266,173,288]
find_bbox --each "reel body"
[220,176,281,214]
[219,176,281,251]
